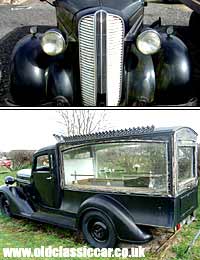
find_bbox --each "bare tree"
[54,110,110,141]
[8,150,36,170]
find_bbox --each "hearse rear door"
[32,152,56,208]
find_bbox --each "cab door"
[32,152,56,208]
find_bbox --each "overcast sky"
[0,109,199,152]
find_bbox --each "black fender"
[154,33,191,104]
[46,63,73,101]
[10,34,74,105]
[77,195,152,243]
[0,185,34,216]
[125,45,156,105]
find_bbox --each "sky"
[0,109,199,152]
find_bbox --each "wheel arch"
[0,185,34,216]
[77,194,152,243]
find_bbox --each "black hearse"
[0,126,198,248]
[7,0,193,106]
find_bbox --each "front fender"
[10,34,75,105]
[125,45,156,105]
[0,185,34,216]
[77,195,152,243]
[154,33,191,104]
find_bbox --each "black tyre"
[0,194,12,217]
[81,210,117,248]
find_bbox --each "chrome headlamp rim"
[136,29,161,55]
[41,29,66,56]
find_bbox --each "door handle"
[46,176,53,180]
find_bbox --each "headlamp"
[136,30,161,55]
[41,30,66,56]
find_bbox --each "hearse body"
[0,126,198,247]
[7,0,193,106]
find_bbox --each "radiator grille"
[79,11,125,106]
[106,14,124,106]
[79,15,97,106]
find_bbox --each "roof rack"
[56,126,155,144]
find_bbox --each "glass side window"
[63,142,168,194]
[178,146,195,189]
[35,154,50,171]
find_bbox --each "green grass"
[0,166,12,175]
[0,171,200,260]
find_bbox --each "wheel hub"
[90,221,108,242]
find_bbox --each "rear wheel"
[81,210,117,248]
[0,194,12,217]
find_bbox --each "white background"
[0,109,198,151]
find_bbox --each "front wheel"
[0,195,12,217]
[81,210,117,248]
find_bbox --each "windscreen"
[63,141,168,194]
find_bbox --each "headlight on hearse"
[41,29,66,56]
[136,29,161,55]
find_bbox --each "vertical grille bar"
[96,11,107,96]
[79,11,125,106]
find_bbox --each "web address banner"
[3,246,145,258]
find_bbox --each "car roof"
[35,127,197,153]
[154,126,197,135]
[35,145,57,154]
[57,126,197,147]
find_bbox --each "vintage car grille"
[79,11,125,106]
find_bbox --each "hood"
[57,0,143,16]
[16,169,31,185]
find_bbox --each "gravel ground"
[0,0,56,39]
[0,1,194,106]
[144,3,192,25]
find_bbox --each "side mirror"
[5,176,16,185]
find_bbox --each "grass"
[0,166,12,175]
[0,171,200,260]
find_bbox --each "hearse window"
[35,154,50,171]
[177,146,195,190]
[63,142,168,194]
[63,147,94,185]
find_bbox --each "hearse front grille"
[79,11,125,106]
[106,14,125,106]
[79,15,97,106]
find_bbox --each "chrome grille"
[106,14,124,106]
[79,11,125,106]
[79,15,97,106]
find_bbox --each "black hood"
[56,0,143,16]
[56,0,144,38]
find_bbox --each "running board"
[21,211,77,230]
